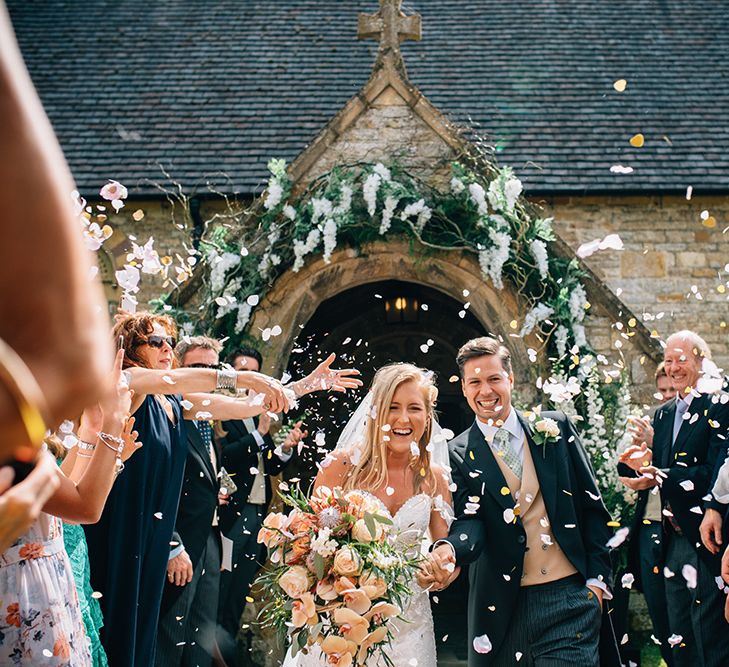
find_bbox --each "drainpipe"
[190,196,203,249]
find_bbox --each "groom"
[430,337,617,666]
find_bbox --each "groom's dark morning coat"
[447,410,616,666]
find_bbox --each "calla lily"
[357,626,388,664]
[341,587,372,615]
[291,593,318,628]
[333,607,370,644]
[364,601,400,623]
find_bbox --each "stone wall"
[540,193,729,370]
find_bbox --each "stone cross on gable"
[358,0,422,61]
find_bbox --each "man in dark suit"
[429,336,616,666]
[155,336,227,667]
[620,330,729,667]
[616,362,676,666]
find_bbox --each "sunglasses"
[186,362,219,369]
[145,334,177,349]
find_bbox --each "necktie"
[493,428,522,478]
[195,420,215,466]
[672,400,689,445]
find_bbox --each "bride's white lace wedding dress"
[285,491,439,667]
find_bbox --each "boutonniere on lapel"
[531,417,560,457]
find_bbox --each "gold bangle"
[0,337,49,451]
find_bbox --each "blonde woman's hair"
[342,363,439,496]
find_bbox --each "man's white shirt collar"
[475,408,524,450]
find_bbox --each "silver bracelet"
[97,431,124,454]
[77,439,96,452]
[216,368,237,392]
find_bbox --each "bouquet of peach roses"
[255,484,422,666]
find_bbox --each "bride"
[286,363,456,667]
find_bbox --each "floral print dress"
[0,513,91,666]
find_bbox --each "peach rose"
[19,543,45,560]
[535,417,560,439]
[333,607,370,643]
[278,565,313,599]
[316,577,339,601]
[310,485,336,514]
[291,592,318,628]
[343,491,380,520]
[359,572,387,600]
[351,518,385,544]
[332,546,362,578]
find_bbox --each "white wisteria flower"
[572,322,587,348]
[235,303,253,334]
[487,171,523,213]
[569,284,588,323]
[282,204,297,221]
[400,199,431,234]
[450,177,466,195]
[373,163,392,182]
[529,239,549,279]
[292,228,321,272]
[335,184,353,215]
[322,218,337,263]
[209,250,241,293]
[363,173,382,217]
[263,179,283,210]
[310,197,333,225]
[468,182,489,217]
[520,302,554,336]
[554,325,569,357]
[380,195,399,235]
[478,230,511,289]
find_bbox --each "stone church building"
[8,0,729,663]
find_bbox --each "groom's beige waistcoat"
[493,435,578,586]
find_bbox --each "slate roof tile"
[7,0,729,196]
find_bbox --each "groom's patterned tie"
[493,428,522,478]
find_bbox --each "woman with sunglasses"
[84,312,289,667]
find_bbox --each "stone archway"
[252,239,537,397]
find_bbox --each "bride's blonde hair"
[343,363,439,496]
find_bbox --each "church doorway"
[285,279,486,465]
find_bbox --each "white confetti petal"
[473,634,493,654]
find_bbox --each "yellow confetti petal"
[607,520,621,527]
[500,487,511,496]
[613,79,627,92]
[718,285,726,294]
[132,209,145,221]
[629,133,645,148]
[703,216,717,228]
[469,451,475,460]
[628,318,637,327]
[510,320,518,330]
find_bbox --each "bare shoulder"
[425,463,451,497]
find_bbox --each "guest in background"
[156,336,228,667]
[0,350,135,665]
[618,361,676,666]
[620,331,729,667]
[85,313,288,667]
